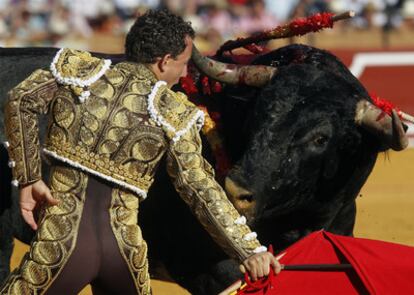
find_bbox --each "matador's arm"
[4,69,58,187]
[166,125,266,262]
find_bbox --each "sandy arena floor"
[9,149,414,294]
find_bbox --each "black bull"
[0,44,408,294]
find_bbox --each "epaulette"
[50,48,111,103]
[147,81,204,143]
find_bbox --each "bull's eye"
[313,135,328,147]
[294,123,332,151]
[239,194,254,203]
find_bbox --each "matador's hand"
[241,251,281,281]
[19,180,59,230]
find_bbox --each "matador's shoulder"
[50,48,112,102]
[148,81,204,142]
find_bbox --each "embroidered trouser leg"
[45,174,141,294]
[0,166,88,294]
[108,187,151,294]
[0,166,150,295]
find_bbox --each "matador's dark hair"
[125,9,195,64]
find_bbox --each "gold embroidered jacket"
[4,48,265,261]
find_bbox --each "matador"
[1,9,279,294]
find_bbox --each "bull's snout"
[224,177,256,221]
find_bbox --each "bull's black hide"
[227,45,379,250]
[0,44,386,294]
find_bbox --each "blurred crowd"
[0,0,414,50]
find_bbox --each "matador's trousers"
[0,164,151,294]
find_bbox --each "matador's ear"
[158,54,172,72]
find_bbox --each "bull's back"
[0,47,59,139]
[0,47,58,94]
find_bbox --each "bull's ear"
[191,45,277,87]
[354,100,408,151]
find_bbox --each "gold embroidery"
[110,188,151,294]
[90,79,116,101]
[54,49,105,79]
[122,93,148,114]
[43,142,154,193]
[52,97,75,129]
[2,55,263,295]
[161,90,198,121]
[167,125,262,261]
[84,96,109,120]
[52,49,111,99]
[4,69,58,186]
[32,241,64,266]
[0,167,87,294]
[105,68,125,86]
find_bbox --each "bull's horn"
[191,45,277,87]
[400,111,414,124]
[355,100,409,151]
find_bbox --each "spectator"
[161,0,197,15]
[265,0,299,22]
[238,0,279,34]
[290,0,330,19]
[114,0,160,20]
[9,1,50,45]
[49,1,70,38]
[0,0,411,49]
[199,2,234,38]
[0,0,11,41]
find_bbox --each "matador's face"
[162,35,193,88]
